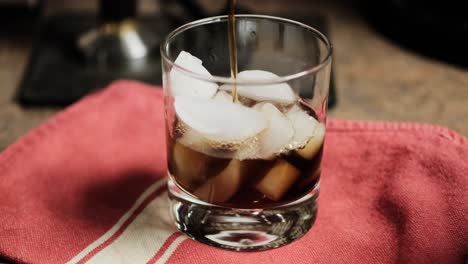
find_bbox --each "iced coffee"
[166,51,325,208]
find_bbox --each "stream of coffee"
[228,0,239,103]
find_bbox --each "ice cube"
[255,159,301,201]
[193,159,243,203]
[212,91,233,103]
[170,142,212,191]
[174,96,267,159]
[296,123,325,160]
[169,51,218,98]
[219,70,296,104]
[254,103,294,159]
[286,105,320,150]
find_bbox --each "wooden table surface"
[0,0,467,151]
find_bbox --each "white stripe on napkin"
[67,178,172,264]
[86,192,183,264]
[154,235,187,264]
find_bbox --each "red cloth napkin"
[0,80,467,264]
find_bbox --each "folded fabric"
[0,80,466,264]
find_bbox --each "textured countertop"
[0,0,467,150]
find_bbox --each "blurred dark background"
[3,0,468,104]
[2,0,338,106]
[361,0,468,68]
[0,0,467,153]
[3,0,468,66]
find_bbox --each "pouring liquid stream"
[228,0,239,103]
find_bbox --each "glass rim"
[160,14,333,85]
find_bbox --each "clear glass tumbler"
[161,15,332,251]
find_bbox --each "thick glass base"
[167,178,319,251]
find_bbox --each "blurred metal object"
[76,0,157,63]
[78,19,154,62]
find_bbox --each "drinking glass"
[161,15,332,251]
